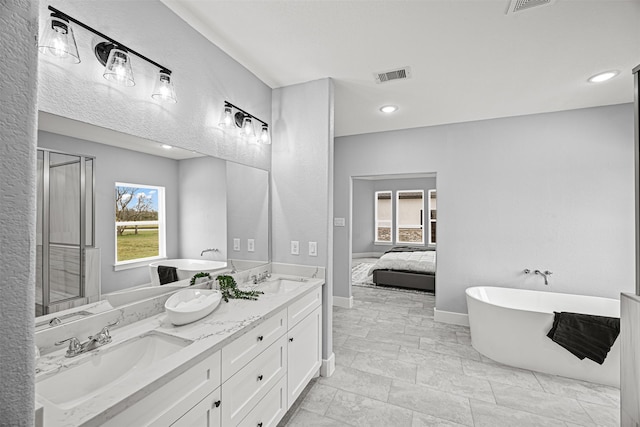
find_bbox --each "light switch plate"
[334,217,346,227]
[247,239,255,252]
[291,240,299,255]
[233,238,240,251]
[309,241,317,257]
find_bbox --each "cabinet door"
[287,305,322,408]
[171,387,221,427]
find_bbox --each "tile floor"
[282,284,620,426]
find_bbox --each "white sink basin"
[257,279,302,294]
[36,331,192,409]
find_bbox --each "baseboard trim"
[333,295,353,308]
[321,353,335,377]
[434,308,469,326]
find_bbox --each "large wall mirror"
[35,112,270,319]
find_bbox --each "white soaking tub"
[465,286,620,387]
[149,259,227,287]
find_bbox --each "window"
[396,190,424,245]
[375,191,392,243]
[115,183,165,264]
[428,189,436,245]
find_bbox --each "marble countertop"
[35,274,324,426]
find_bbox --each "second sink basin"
[257,279,302,294]
[36,331,192,409]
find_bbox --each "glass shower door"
[36,149,93,315]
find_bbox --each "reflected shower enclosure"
[36,149,96,315]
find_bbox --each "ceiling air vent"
[506,0,556,14]
[374,66,412,84]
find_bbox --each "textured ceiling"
[162,0,640,137]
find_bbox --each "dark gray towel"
[157,265,178,285]
[547,311,619,365]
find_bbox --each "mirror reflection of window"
[396,190,424,245]
[114,183,166,263]
[375,191,392,243]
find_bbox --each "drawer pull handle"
[257,374,263,381]
[289,337,294,342]
[257,335,264,341]
[214,400,221,408]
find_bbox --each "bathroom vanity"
[35,274,323,426]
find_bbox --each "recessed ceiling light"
[380,105,398,114]
[587,70,619,83]
[161,144,173,149]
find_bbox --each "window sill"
[113,257,166,272]
[374,242,394,246]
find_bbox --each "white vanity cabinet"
[103,350,221,427]
[286,288,322,408]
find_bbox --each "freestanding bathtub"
[466,286,620,387]
[149,259,227,287]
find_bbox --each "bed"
[368,246,436,292]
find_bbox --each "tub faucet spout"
[201,248,219,256]
[534,269,553,285]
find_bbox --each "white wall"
[272,78,334,359]
[178,157,227,262]
[226,162,270,262]
[37,0,272,171]
[334,104,636,315]
[353,177,437,254]
[38,131,182,293]
[0,0,38,423]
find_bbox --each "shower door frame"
[39,148,95,314]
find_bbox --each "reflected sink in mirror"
[35,311,92,332]
[36,331,192,409]
[257,279,304,295]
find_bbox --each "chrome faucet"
[55,320,119,358]
[252,271,271,284]
[201,248,219,256]
[534,269,553,285]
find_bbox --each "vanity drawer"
[288,287,321,328]
[103,350,221,427]
[222,335,287,426]
[171,387,221,427]
[222,308,287,381]
[238,375,287,427]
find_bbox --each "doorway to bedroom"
[351,173,437,293]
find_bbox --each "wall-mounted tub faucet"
[534,269,553,285]
[201,248,219,256]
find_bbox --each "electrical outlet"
[309,241,317,256]
[291,240,299,255]
[247,239,255,252]
[233,238,240,251]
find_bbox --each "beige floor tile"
[351,352,418,382]
[469,399,568,427]
[317,365,392,401]
[299,383,339,416]
[416,365,495,403]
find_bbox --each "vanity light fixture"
[380,105,398,113]
[38,13,80,63]
[218,101,270,144]
[587,70,619,83]
[39,6,176,103]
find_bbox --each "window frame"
[374,190,393,244]
[428,189,436,246]
[395,189,425,246]
[114,182,166,267]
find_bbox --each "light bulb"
[103,48,135,87]
[260,124,270,144]
[152,71,177,103]
[218,106,234,129]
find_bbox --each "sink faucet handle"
[544,270,553,275]
[55,337,82,354]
